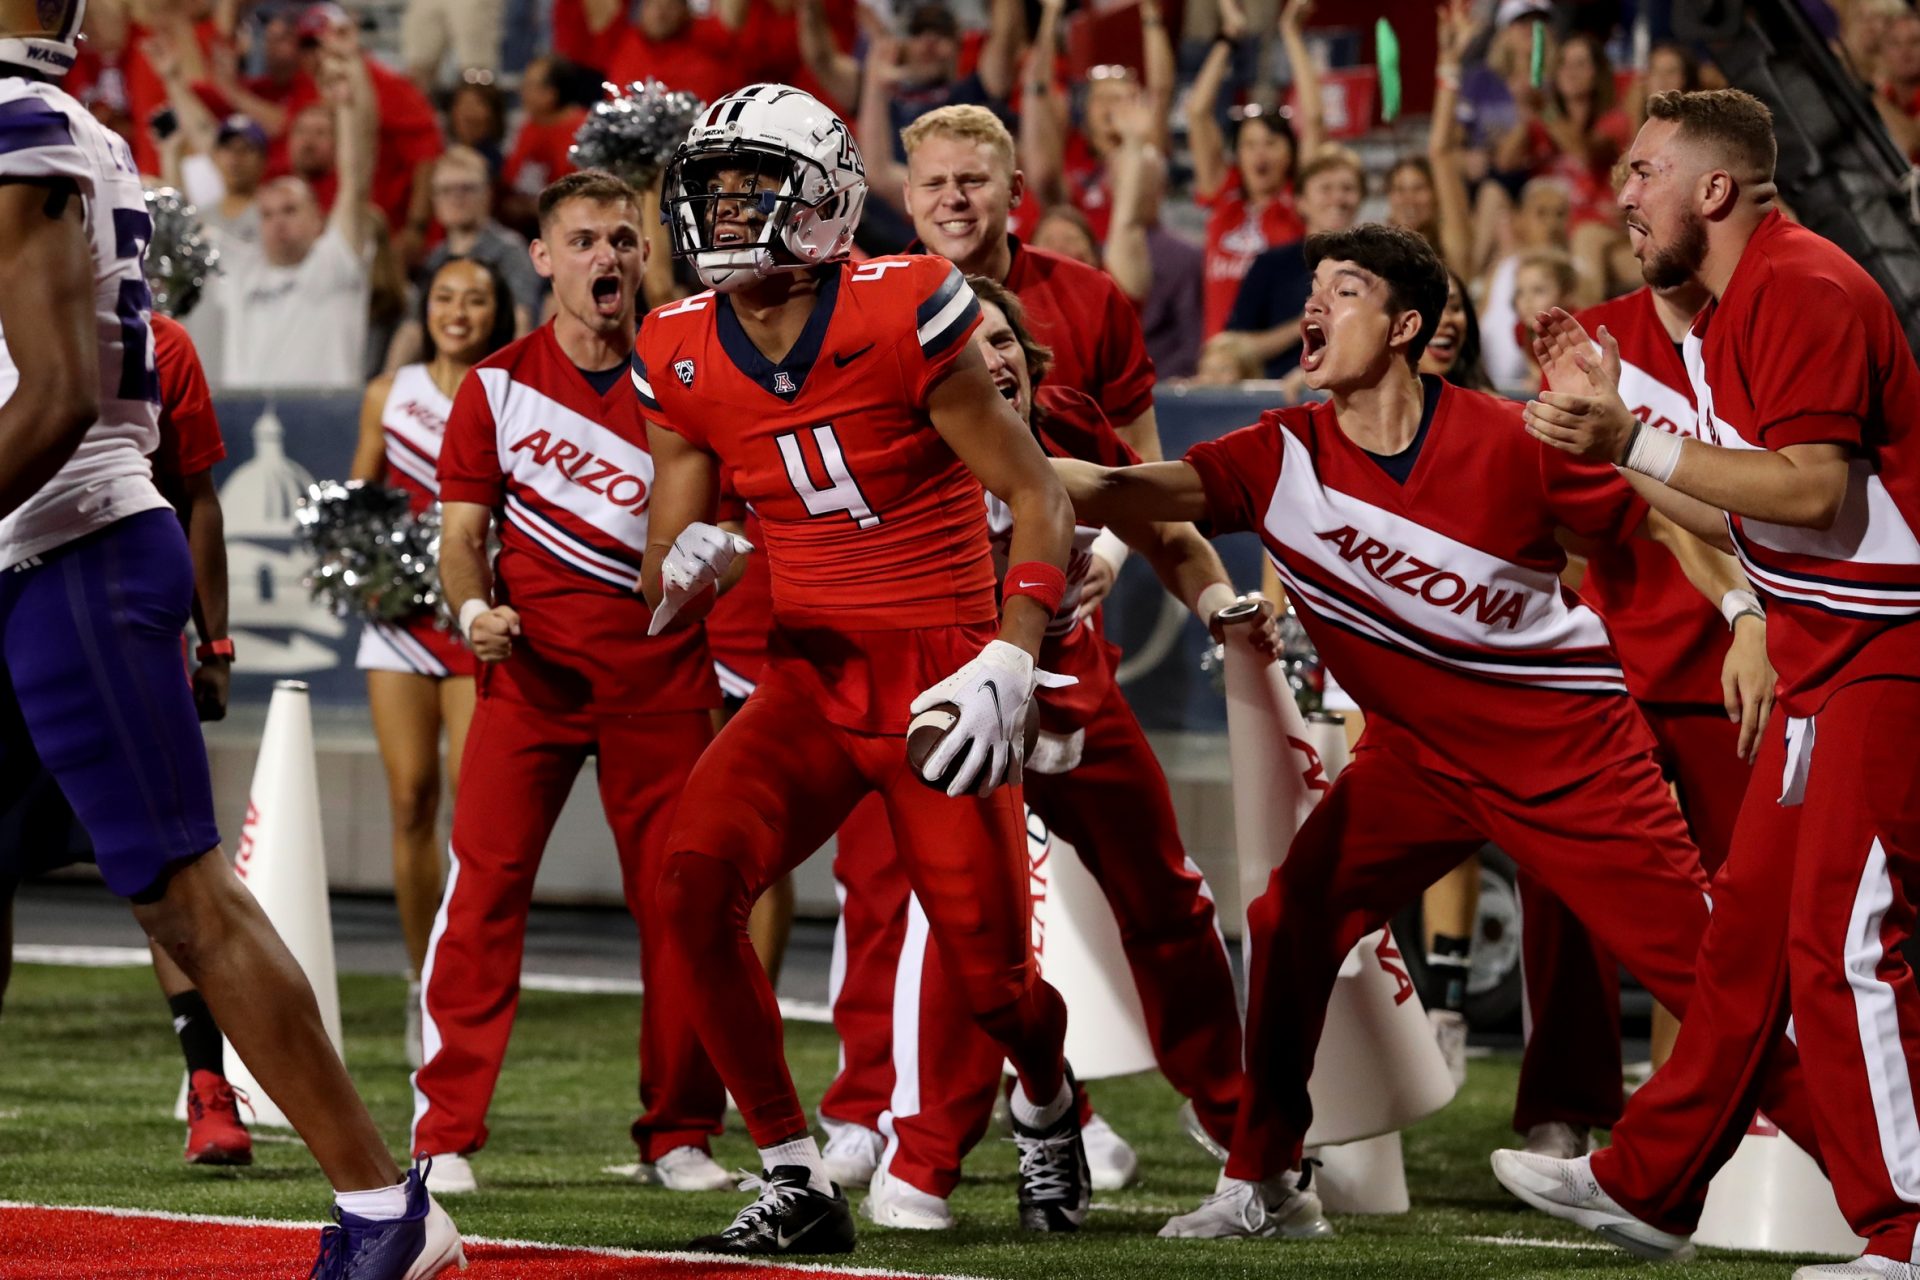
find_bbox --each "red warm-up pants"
[1593,677,1920,1259]
[819,675,1242,1197]
[653,657,1069,1149]
[1225,735,1821,1183]
[410,690,724,1161]
[1513,705,1753,1134]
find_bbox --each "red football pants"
[820,680,1242,1196]
[1514,705,1753,1133]
[653,658,1068,1149]
[1594,678,1920,1258]
[410,691,724,1160]
[1225,737,1819,1182]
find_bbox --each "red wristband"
[1004,561,1068,616]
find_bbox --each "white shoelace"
[723,1173,806,1236]
[1012,1133,1079,1201]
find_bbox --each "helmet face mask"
[0,0,87,78]
[662,84,867,294]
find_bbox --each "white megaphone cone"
[1695,1111,1863,1255]
[177,681,342,1128]
[1218,600,1455,1155]
[1023,807,1157,1079]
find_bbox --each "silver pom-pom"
[295,482,447,624]
[143,187,221,321]
[569,79,707,188]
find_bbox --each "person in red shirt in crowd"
[746,0,862,115]
[1017,0,1174,245]
[1500,33,1633,294]
[551,0,748,110]
[271,4,441,234]
[1188,0,1323,340]
[501,56,592,233]
[417,172,728,1198]
[66,0,230,176]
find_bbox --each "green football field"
[0,964,1833,1279]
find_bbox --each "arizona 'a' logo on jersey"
[674,358,696,387]
[773,371,797,395]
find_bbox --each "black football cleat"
[1011,1069,1092,1232]
[687,1166,857,1256]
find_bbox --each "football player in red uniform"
[1496,90,1920,1276]
[418,171,728,1196]
[635,84,1085,1255]
[1051,222,1814,1244]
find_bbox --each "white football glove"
[647,522,753,636]
[909,640,1075,798]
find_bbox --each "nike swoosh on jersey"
[832,344,876,368]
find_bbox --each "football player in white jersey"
[0,6,460,1276]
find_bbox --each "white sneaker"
[1489,1150,1694,1260]
[405,978,424,1071]
[1082,1113,1139,1191]
[1158,1169,1334,1240]
[863,1166,954,1230]
[820,1120,885,1190]
[1177,1100,1229,1163]
[1522,1122,1592,1161]
[635,1145,734,1192]
[421,1152,476,1195]
[1795,1257,1920,1279]
[1429,1009,1468,1090]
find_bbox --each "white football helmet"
[0,0,86,78]
[662,83,867,294]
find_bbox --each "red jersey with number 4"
[1185,378,1653,800]
[1685,211,1920,716]
[1563,288,1729,707]
[438,323,715,714]
[634,255,993,733]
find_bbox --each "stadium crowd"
[73,0,1906,396]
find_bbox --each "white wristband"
[1090,527,1131,573]
[1720,588,1764,629]
[1622,424,1683,483]
[1196,582,1237,624]
[458,598,490,641]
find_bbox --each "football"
[908,700,1042,792]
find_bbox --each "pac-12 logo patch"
[773,371,797,395]
[674,358,695,387]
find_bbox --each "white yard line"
[14,947,836,1024]
[1464,1234,1615,1251]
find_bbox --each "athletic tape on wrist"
[458,598,489,641]
[1090,527,1131,572]
[1005,561,1068,616]
[1720,588,1764,630]
[1196,582,1237,623]
[1623,423,1683,483]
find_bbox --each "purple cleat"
[310,1163,466,1279]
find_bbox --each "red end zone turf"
[0,1205,979,1280]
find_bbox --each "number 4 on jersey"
[778,424,880,528]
